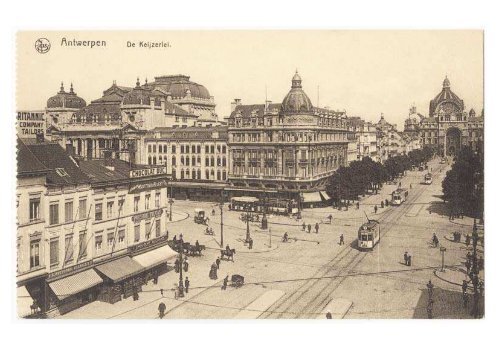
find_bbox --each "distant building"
[347,117,379,162]
[375,113,406,161]
[404,76,484,156]
[226,71,351,209]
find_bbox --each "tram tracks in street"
[260,167,438,318]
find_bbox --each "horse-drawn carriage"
[231,274,244,288]
[171,239,206,256]
[194,208,209,225]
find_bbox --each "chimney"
[103,150,114,171]
[231,98,241,113]
[36,133,45,144]
[66,141,75,156]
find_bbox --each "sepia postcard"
[15,30,484,319]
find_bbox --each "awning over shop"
[320,191,331,201]
[231,196,259,203]
[48,269,103,300]
[95,256,145,283]
[133,245,178,269]
[302,192,323,203]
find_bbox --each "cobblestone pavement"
[61,158,483,319]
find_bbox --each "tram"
[391,188,408,205]
[358,219,380,250]
[424,173,432,185]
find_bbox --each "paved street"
[60,158,482,319]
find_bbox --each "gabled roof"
[78,159,132,184]
[21,141,90,186]
[17,139,50,177]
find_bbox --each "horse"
[220,248,236,261]
[188,244,206,256]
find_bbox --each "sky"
[17,30,483,128]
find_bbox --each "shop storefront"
[95,256,145,303]
[46,268,103,316]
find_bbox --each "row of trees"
[326,146,434,206]
[442,146,483,219]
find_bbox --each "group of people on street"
[174,256,189,273]
[302,222,320,233]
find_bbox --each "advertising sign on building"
[129,166,167,179]
[16,111,46,138]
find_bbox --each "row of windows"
[94,197,126,221]
[147,144,226,154]
[147,155,227,167]
[47,198,88,226]
[171,168,227,181]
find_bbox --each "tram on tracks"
[391,188,408,205]
[357,219,380,250]
[424,173,433,185]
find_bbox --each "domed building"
[46,82,86,126]
[404,76,483,156]
[280,71,313,114]
[227,71,351,210]
[146,75,217,122]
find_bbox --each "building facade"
[404,77,484,156]
[226,72,351,208]
[17,139,176,317]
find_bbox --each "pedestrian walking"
[216,257,221,269]
[385,199,389,207]
[315,223,319,234]
[374,205,378,214]
[380,201,384,209]
[307,224,311,233]
[356,202,360,209]
[183,258,189,272]
[465,234,471,247]
[249,237,253,249]
[210,262,218,280]
[184,277,190,294]
[328,214,333,224]
[174,258,180,273]
[339,234,344,246]
[158,302,166,319]
[325,311,332,319]
[427,280,434,298]
[302,222,306,231]
[404,251,408,266]
[222,275,229,290]
[407,254,412,266]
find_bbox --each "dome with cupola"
[46,82,86,109]
[281,70,313,114]
[429,76,464,116]
[149,74,211,100]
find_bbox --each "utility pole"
[440,246,446,272]
[219,191,224,248]
[178,239,184,298]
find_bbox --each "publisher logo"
[35,38,51,54]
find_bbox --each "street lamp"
[177,239,184,298]
[244,204,251,244]
[168,198,174,222]
[219,191,224,248]
[440,246,447,272]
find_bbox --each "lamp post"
[168,198,174,222]
[177,239,184,298]
[219,192,224,248]
[440,246,446,272]
[244,205,251,244]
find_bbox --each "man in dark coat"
[249,237,253,249]
[302,222,306,231]
[184,277,190,294]
[315,223,319,233]
[216,257,221,269]
[404,251,408,266]
[307,224,311,233]
[339,234,344,246]
[158,302,166,319]
[222,275,229,290]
